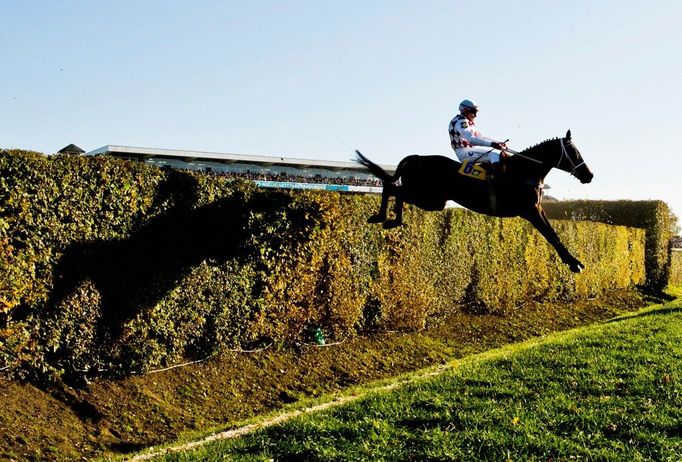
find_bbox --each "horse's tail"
[354,150,400,182]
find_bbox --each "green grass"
[152,295,682,462]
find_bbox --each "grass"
[2,290,650,461]
[154,293,682,461]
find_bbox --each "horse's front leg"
[523,207,584,273]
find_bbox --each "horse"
[354,130,594,273]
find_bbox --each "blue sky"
[2,1,681,225]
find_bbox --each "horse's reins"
[471,138,543,165]
[504,148,542,164]
[507,138,584,177]
[468,139,582,189]
[505,138,582,190]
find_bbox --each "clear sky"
[2,1,681,225]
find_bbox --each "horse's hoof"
[383,220,402,229]
[368,215,386,224]
[569,262,585,273]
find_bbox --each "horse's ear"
[566,129,572,140]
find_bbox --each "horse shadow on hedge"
[42,170,305,384]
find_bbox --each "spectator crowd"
[205,169,382,187]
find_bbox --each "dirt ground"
[0,290,649,461]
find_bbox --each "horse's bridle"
[558,138,585,177]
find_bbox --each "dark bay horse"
[354,130,593,273]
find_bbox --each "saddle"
[457,160,489,180]
[458,160,506,214]
[458,160,506,181]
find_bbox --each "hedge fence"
[543,200,678,291]
[0,150,646,381]
[671,250,682,287]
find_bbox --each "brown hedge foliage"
[0,150,646,381]
[543,200,677,291]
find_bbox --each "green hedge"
[0,150,645,381]
[671,250,682,287]
[543,200,677,291]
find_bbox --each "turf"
[0,290,661,460]
[158,294,682,461]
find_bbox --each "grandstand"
[85,145,394,194]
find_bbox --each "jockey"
[448,99,507,166]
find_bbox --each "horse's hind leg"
[383,193,404,229]
[368,182,392,224]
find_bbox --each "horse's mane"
[519,137,560,157]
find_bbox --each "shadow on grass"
[605,305,682,324]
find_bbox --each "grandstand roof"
[86,145,395,172]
